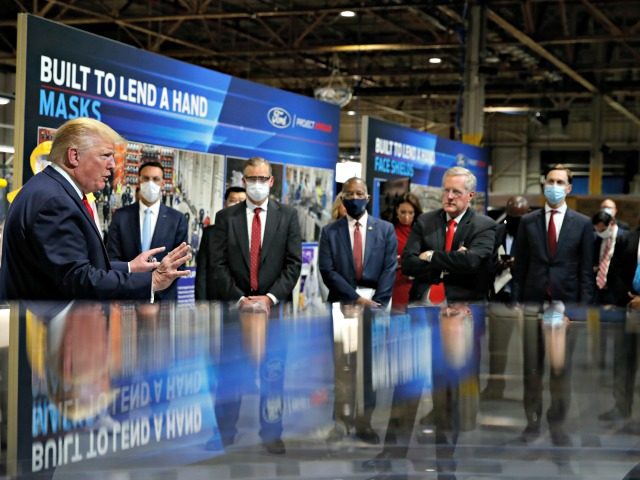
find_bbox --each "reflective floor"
[3,300,640,479]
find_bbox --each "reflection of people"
[212,304,287,454]
[521,302,576,446]
[0,117,191,300]
[403,167,496,303]
[391,193,423,309]
[195,187,246,300]
[209,157,302,308]
[512,164,594,304]
[328,303,379,444]
[319,177,397,308]
[107,161,188,301]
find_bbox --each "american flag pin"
[368,226,373,230]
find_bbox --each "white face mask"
[602,207,615,217]
[596,228,613,239]
[246,182,270,203]
[140,181,161,204]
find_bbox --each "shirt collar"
[51,164,83,199]
[246,197,268,212]
[347,210,368,227]
[139,199,161,215]
[447,208,467,224]
[545,203,567,214]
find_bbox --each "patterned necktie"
[548,209,558,258]
[81,195,94,218]
[596,236,613,289]
[428,219,457,304]
[353,221,363,281]
[141,208,152,252]
[250,207,262,292]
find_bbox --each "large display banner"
[360,117,488,219]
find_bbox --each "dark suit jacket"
[208,200,302,301]
[512,208,594,304]
[608,230,640,307]
[402,209,496,302]
[195,225,216,300]
[318,215,398,305]
[0,166,152,300]
[106,201,188,300]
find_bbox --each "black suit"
[208,200,302,301]
[592,226,627,305]
[106,201,188,300]
[512,208,594,304]
[608,230,640,307]
[195,225,216,301]
[402,209,496,302]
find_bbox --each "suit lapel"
[537,209,551,259]
[261,202,280,263]
[132,202,143,251]
[363,216,376,271]
[230,203,250,270]
[151,203,168,248]
[452,209,473,249]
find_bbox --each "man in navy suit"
[592,210,626,305]
[208,157,302,310]
[0,117,190,301]
[512,164,594,304]
[402,167,496,303]
[107,161,188,301]
[319,177,397,308]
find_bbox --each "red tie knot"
[254,207,262,215]
[448,219,457,228]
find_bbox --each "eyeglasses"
[244,176,271,184]
[442,188,467,198]
[342,191,368,200]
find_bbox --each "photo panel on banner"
[360,117,488,220]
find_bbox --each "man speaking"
[0,117,190,301]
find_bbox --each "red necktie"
[596,236,613,289]
[250,207,262,292]
[428,219,457,304]
[353,221,363,281]
[81,195,94,219]
[548,210,558,258]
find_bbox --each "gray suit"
[208,200,302,301]
[512,208,594,304]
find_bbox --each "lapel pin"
[368,226,373,231]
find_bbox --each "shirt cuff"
[266,293,278,305]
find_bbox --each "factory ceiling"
[0,0,639,134]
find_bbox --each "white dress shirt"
[347,210,368,254]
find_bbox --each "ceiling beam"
[487,8,640,127]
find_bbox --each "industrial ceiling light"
[428,57,442,64]
[314,55,353,108]
[484,106,530,113]
[0,92,14,105]
[346,110,356,116]
[340,10,356,18]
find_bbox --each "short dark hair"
[224,186,246,200]
[592,210,614,226]
[139,161,164,176]
[545,163,573,184]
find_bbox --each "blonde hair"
[49,117,124,166]
[243,156,272,176]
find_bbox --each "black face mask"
[343,198,368,219]
[505,216,520,237]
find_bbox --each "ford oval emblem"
[268,107,292,129]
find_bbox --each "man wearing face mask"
[591,210,625,305]
[319,177,397,308]
[195,186,246,300]
[209,157,302,309]
[601,198,630,231]
[512,164,594,304]
[107,161,188,301]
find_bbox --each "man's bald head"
[506,195,529,218]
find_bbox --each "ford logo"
[268,107,292,129]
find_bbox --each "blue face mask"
[343,198,368,219]
[544,185,567,205]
